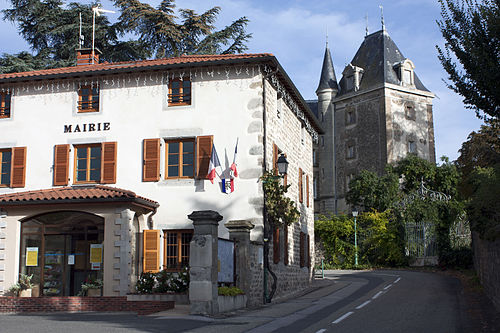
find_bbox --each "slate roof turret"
[338,29,429,95]
[316,46,338,93]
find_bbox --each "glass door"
[42,235,67,296]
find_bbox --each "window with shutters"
[164,230,193,271]
[300,232,305,267]
[77,85,99,113]
[165,139,195,179]
[0,147,26,188]
[0,92,11,119]
[284,226,289,265]
[299,168,303,204]
[272,143,287,186]
[306,174,310,208]
[168,78,191,106]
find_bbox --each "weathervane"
[365,13,369,36]
[379,5,385,31]
[91,5,115,64]
[326,25,329,47]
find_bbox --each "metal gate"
[405,222,438,266]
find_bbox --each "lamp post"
[352,210,358,267]
[263,153,289,303]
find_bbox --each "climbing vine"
[261,170,300,227]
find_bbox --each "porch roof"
[0,185,159,210]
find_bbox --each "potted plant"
[8,274,34,297]
[79,277,103,297]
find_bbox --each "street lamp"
[276,154,289,176]
[352,210,358,267]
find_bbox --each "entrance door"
[20,211,104,296]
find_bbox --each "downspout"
[147,207,157,230]
[262,68,279,303]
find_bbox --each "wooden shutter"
[143,230,160,273]
[300,232,305,267]
[307,234,311,269]
[306,175,310,207]
[101,142,117,184]
[11,147,26,188]
[196,135,213,179]
[283,153,288,187]
[299,168,303,203]
[272,143,278,175]
[143,139,160,182]
[284,226,289,265]
[53,145,69,186]
[273,227,280,264]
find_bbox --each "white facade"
[0,54,321,297]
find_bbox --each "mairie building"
[0,49,321,305]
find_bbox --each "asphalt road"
[0,270,478,333]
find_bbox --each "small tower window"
[405,102,416,120]
[346,106,356,125]
[343,64,364,92]
[394,59,415,87]
[408,140,417,154]
[346,144,356,159]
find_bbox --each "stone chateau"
[309,27,436,215]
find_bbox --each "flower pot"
[19,289,32,297]
[32,285,40,297]
[87,288,101,297]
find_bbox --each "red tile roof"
[0,185,159,209]
[0,53,274,81]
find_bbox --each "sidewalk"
[150,277,351,332]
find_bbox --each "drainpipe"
[262,68,279,303]
[147,207,157,230]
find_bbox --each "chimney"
[76,48,102,66]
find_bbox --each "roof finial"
[326,25,329,47]
[365,13,369,36]
[379,5,385,31]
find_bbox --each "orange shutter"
[143,139,160,182]
[143,230,160,273]
[53,145,69,186]
[272,143,278,175]
[299,168,303,203]
[307,234,311,269]
[284,226,289,265]
[196,135,213,179]
[300,232,305,267]
[101,142,117,184]
[306,175,310,207]
[273,227,280,264]
[11,147,26,188]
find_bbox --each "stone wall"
[472,232,500,311]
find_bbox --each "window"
[0,92,11,118]
[74,144,101,183]
[165,139,195,178]
[299,168,304,204]
[142,136,212,182]
[408,140,417,154]
[0,149,11,186]
[164,230,193,271]
[300,232,305,267]
[0,147,26,188]
[78,85,99,112]
[284,226,289,265]
[301,125,305,145]
[346,173,355,191]
[405,102,416,120]
[313,176,318,199]
[347,144,355,159]
[168,78,191,106]
[277,97,282,119]
[346,107,356,125]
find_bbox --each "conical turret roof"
[316,46,338,93]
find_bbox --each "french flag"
[230,138,239,178]
[208,143,221,184]
[222,178,234,194]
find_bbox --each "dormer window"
[0,92,11,119]
[342,64,364,92]
[78,85,99,113]
[394,59,415,87]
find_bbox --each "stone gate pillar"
[188,210,223,315]
[224,220,254,296]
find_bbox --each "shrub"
[136,272,156,294]
[218,286,244,296]
[136,267,190,294]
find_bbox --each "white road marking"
[384,284,393,290]
[355,300,371,309]
[315,329,327,333]
[372,291,384,299]
[394,277,401,283]
[332,311,354,324]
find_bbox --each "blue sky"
[0,0,484,161]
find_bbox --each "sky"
[0,0,484,161]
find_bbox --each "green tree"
[1,0,148,72]
[114,0,252,58]
[436,0,500,121]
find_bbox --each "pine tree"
[114,0,252,58]
[437,0,500,121]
